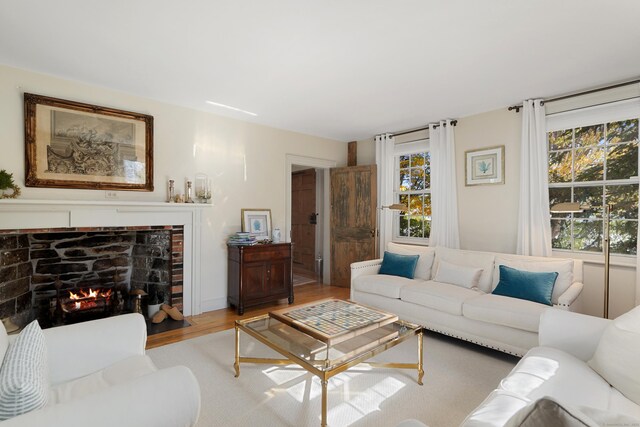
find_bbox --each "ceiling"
[1,0,639,142]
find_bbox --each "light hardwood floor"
[146,283,350,349]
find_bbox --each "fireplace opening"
[58,286,116,324]
[0,226,188,335]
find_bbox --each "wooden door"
[330,165,377,288]
[291,169,317,275]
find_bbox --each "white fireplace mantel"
[0,199,212,316]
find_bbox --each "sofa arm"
[554,281,584,311]
[3,365,200,427]
[44,313,147,385]
[539,308,610,362]
[350,259,382,298]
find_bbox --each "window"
[395,151,431,240]
[548,118,639,255]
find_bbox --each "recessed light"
[205,100,257,116]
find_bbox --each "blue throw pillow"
[492,265,558,306]
[378,251,419,279]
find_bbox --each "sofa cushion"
[588,306,640,406]
[50,354,157,405]
[387,242,436,280]
[462,294,547,332]
[492,265,557,306]
[400,280,482,316]
[433,260,483,290]
[0,320,49,421]
[379,251,419,279]
[434,247,496,293]
[492,255,574,304]
[353,274,422,299]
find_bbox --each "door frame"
[285,154,337,284]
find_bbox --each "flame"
[64,287,113,313]
[69,288,112,300]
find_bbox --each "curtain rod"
[508,78,640,113]
[389,120,458,137]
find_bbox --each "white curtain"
[517,99,552,256]
[429,120,460,248]
[375,133,395,256]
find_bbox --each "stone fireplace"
[0,200,206,329]
[0,226,183,328]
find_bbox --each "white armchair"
[1,314,200,427]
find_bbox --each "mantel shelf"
[0,199,213,208]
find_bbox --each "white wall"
[455,109,521,254]
[358,107,638,318]
[0,64,347,312]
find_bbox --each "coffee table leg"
[321,379,328,427]
[234,324,240,378]
[417,330,424,385]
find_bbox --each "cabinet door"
[243,262,268,298]
[267,259,289,294]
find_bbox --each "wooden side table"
[227,243,293,315]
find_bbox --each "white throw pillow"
[433,259,483,290]
[588,306,640,406]
[492,255,574,304]
[434,247,495,292]
[0,320,49,420]
[387,242,436,281]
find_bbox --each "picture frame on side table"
[465,145,505,186]
[241,209,272,241]
[24,93,154,191]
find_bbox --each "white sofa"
[0,314,201,427]
[401,307,640,426]
[350,243,584,356]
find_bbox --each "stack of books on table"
[227,232,257,246]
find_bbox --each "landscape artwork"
[465,145,505,186]
[24,93,154,191]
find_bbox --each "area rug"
[147,329,518,427]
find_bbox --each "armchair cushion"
[45,313,146,385]
[1,366,200,427]
[0,321,48,420]
[50,355,156,404]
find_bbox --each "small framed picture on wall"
[465,145,505,186]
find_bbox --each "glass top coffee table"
[234,299,424,426]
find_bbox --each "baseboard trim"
[201,297,228,313]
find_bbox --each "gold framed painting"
[465,145,505,186]
[24,93,154,191]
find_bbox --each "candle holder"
[167,179,175,203]
[185,180,195,203]
[195,173,212,204]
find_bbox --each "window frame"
[392,139,431,244]
[547,100,640,258]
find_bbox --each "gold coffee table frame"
[234,314,423,427]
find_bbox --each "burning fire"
[64,288,113,312]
